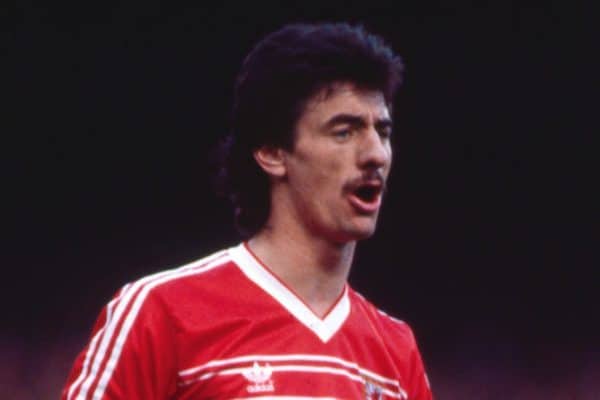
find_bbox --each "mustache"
[342,171,387,193]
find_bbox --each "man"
[63,22,433,399]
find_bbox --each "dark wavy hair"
[218,22,404,238]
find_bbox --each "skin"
[248,82,393,317]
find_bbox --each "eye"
[378,126,392,139]
[333,129,353,140]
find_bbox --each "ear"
[253,145,287,178]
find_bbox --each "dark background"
[5,1,599,399]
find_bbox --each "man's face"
[281,82,393,243]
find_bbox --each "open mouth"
[348,182,383,214]
[354,185,381,203]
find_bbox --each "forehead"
[300,83,390,125]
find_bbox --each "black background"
[5,1,599,398]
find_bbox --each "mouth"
[347,181,384,214]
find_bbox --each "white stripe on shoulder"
[69,247,232,400]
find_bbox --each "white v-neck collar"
[229,243,350,343]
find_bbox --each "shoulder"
[138,246,234,294]
[348,287,418,347]
[348,288,433,399]
[110,246,237,319]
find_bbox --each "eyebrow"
[323,113,393,131]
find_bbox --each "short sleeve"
[62,284,178,400]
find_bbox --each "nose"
[357,128,391,170]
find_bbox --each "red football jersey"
[63,243,432,400]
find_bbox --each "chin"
[317,214,380,244]
[352,216,380,237]
[353,227,377,240]
[336,223,378,243]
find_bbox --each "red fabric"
[63,246,432,400]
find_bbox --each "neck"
[248,224,356,318]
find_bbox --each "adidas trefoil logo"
[242,362,275,393]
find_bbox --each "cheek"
[306,166,339,195]
[315,158,344,190]
[286,143,348,202]
[384,146,393,173]
[293,151,343,187]
[288,164,329,200]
